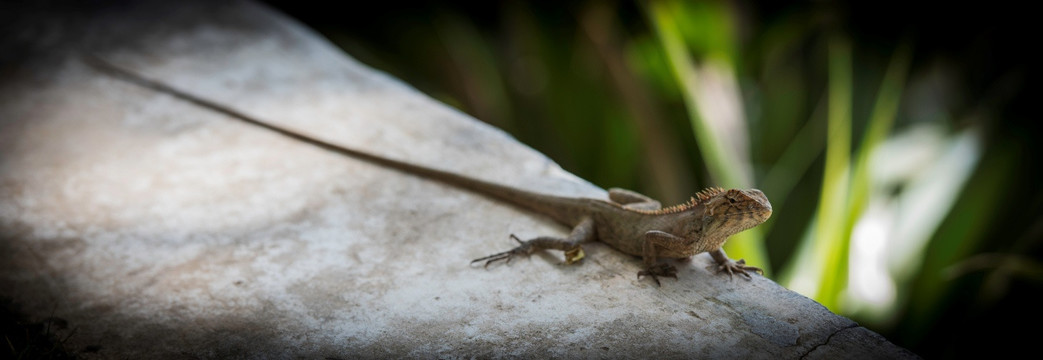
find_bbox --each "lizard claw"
[714,258,763,280]
[470,252,511,268]
[637,263,678,286]
[470,234,532,268]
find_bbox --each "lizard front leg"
[709,248,763,279]
[637,230,691,286]
[472,217,596,267]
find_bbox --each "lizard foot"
[714,258,763,280]
[637,263,677,286]
[470,234,533,268]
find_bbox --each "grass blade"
[646,0,766,268]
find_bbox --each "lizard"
[83,55,773,285]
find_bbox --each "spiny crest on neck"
[635,186,726,215]
[695,186,726,202]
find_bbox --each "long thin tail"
[82,55,586,225]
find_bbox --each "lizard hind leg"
[471,217,595,268]
[608,188,662,211]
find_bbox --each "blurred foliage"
[265,0,1040,358]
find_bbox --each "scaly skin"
[471,186,772,285]
[85,55,773,286]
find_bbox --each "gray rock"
[0,0,918,358]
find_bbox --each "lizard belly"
[594,210,710,260]
[656,246,704,259]
[591,215,646,257]
[591,212,679,257]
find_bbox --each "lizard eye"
[728,197,736,204]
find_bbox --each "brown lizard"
[84,56,772,285]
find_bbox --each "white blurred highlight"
[846,124,981,317]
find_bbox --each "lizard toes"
[715,259,762,280]
[471,240,536,268]
[638,263,678,286]
[471,252,511,268]
[736,259,764,275]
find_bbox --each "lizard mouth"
[725,210,769,216]
[722,210,772,221]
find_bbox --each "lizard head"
[700,188,772,237]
